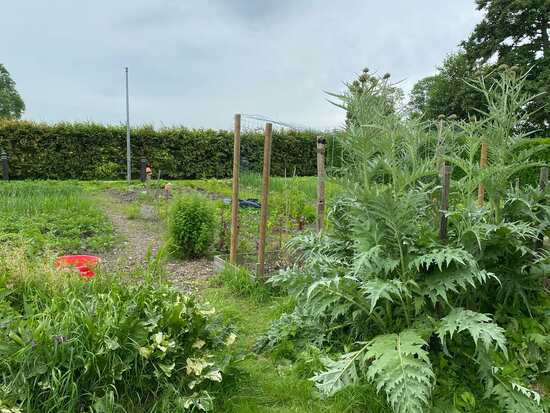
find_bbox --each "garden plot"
[0,70,548,413]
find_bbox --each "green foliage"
[168,195,215,259]
[408,52,487,120]
[410,0,550,134]
[211,264,270,302]
[0,249,235,412]
[0,181,114,254]
[261,69,549,413]
[329,67,404,129]
[0,64,24,119]
[512,138,550,186]
[490,382,545,413]
[201,285,389,412]
[436,308,507,356]
[254,307,326,355]
[313,330,434,413]
[462,0,550,135]
[0,120,335,180]
[365,331,434,413]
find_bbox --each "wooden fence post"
[478,142,488,206]
[316,136,326,233]
[539,167,548,192]
[257,123,273,277]
[229,114,241,265]
[439,165,451,241]
[435,117,445,169]
[536,167,549,249]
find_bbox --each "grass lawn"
[202,285,389,413]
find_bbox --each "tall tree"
[0,64,25,119]
[462,0,549,134]
[410,0,549,134]
[408,52,489,120]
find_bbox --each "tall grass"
[0,181,114,254]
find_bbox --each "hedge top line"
[0,119,341,180]
[0,118,337,134]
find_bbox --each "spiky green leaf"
[366,330,434,413]
[491,382,544,413]
[437,308,507,356]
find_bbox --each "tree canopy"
[409,0,549,134]
[0,64,25,119]
[408,52,488,120]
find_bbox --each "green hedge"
[0,120,339,180]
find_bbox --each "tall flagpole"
[125,67,131,182]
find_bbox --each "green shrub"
[0,120,341,180]
[0,249,236,412]
[169,195,215,258]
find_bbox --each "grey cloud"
[1,0,481,130]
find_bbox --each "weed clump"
[211,264,270,302]
[168,194,215,258]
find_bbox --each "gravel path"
[99,190,214,291]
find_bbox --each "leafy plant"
[0,248,236,412]
[0,121,331,180]
[168,194,216,258]
[261,70,549,413]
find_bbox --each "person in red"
[145,163,153,181]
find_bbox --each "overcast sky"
[2,1,482,130]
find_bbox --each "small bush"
[169,195,216,258]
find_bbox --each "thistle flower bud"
[510,65,519,72]
[362,67,370,74]
[383,73,391,79]
[438,114,446,120]
[448,114,458,120]
[499,64,509,70]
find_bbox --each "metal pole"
[125,67,131,183]
[230,114,241,265]
[257,122,272,278]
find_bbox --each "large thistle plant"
[264,69,549,413]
